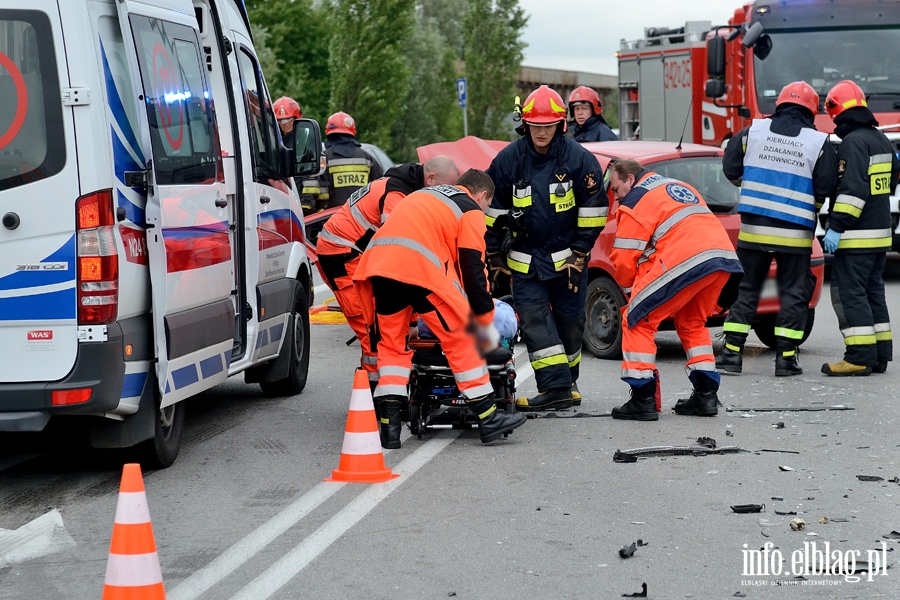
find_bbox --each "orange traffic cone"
[326,370,400,483]
[102,463,166,600]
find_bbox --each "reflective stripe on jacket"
[610,171,743,328]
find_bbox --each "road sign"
[456,78,467,108]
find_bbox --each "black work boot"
[674,376,719,416]
[716,342,743,374]
[376,397,402,449]
[611,381,658,421]
[873,361,889,374]
[571,382,582,407]
[468,396,526,443]
[515,387,573,412]
[775,347,802,377]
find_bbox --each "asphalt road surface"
[1,262,899,599]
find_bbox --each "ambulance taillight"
[76,190,119,324]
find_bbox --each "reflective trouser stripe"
[622,368,655,378]
[532,354,568,370]
[725,342,742,352]
[686,360,716,372]
[875,322,892,341]
[723,322,751,334]
[685,345,713,359]
[774,327,804,340]
[836,228,893,250]
[738,224,814,248]
[623,351,656,363]
[567,351,581,367]
[455,365,488,384]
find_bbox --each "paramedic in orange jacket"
[316,156,460,389]
[353,169,527,448]
[607,159,743,421]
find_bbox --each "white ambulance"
[0,0,321,466]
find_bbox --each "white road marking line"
[0,509,76,568]
[167,431,412,600]
[229,430,460,600]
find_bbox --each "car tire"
[138,395,185,469]
[752,308,815,350]
[260,284,311,397]
[583,275,626,359]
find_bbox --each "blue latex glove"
[823,229,841,253]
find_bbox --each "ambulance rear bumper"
[0,325,126,431]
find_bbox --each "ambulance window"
[129,16,219,185]
[0,10,65,192]
[237,48,279,180]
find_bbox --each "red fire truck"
[617,0,900,146]
[617,0,900,246]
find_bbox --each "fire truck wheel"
[139,396,185,469]
[583,275,625,360]
[752,308,816,350]
[260,283,311,397]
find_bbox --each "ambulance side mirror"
[291,118,323,178]
[706,79,726,99]
[707,36,726,78]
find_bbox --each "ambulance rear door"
[114,0,233,406]
[0,4,78,384]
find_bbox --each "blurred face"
[278,118,294,134]
[573,104,593,125]
[609,170,635,202]
[528,123,558,153]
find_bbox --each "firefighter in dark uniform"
[485,85,607,411]
[323,112,384,209]
[717,81,838,376]
[568,86,618,142]
[821,80,897,376]
[273,96,319,214]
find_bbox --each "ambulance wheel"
[583,276,625,359]
[260,283,311,396]
[140,399,184,469]
[753,308,815,350]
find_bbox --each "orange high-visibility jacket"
[317,164,424,255]
[610,171,743,328]
[354,184,494,329]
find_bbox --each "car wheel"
[583,275,626,359]
[752,308,815,350]
[260,284,311,396]
[139,395,185,469]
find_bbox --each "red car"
[308,138,824,359]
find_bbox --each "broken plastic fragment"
[779,465,796,471]
[619,542,637,558]
[857,475,884,482]
[621,583,647,598]
[774,509,797,516]
[790,518,807,531]
[773,422,785,429]
[819,517,829,524]
[731,504,765,514]
[696,436,717,448]
[882,530,900,539]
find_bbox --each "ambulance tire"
[583,275,626,360]
[260,284,311,397]
[139,397,185,469]
[752,308,815,350]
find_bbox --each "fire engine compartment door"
[115,1,233,406]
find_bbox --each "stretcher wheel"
[409,404,422,438]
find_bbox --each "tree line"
[246,0,527,162]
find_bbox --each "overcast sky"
[518,0,738,75]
